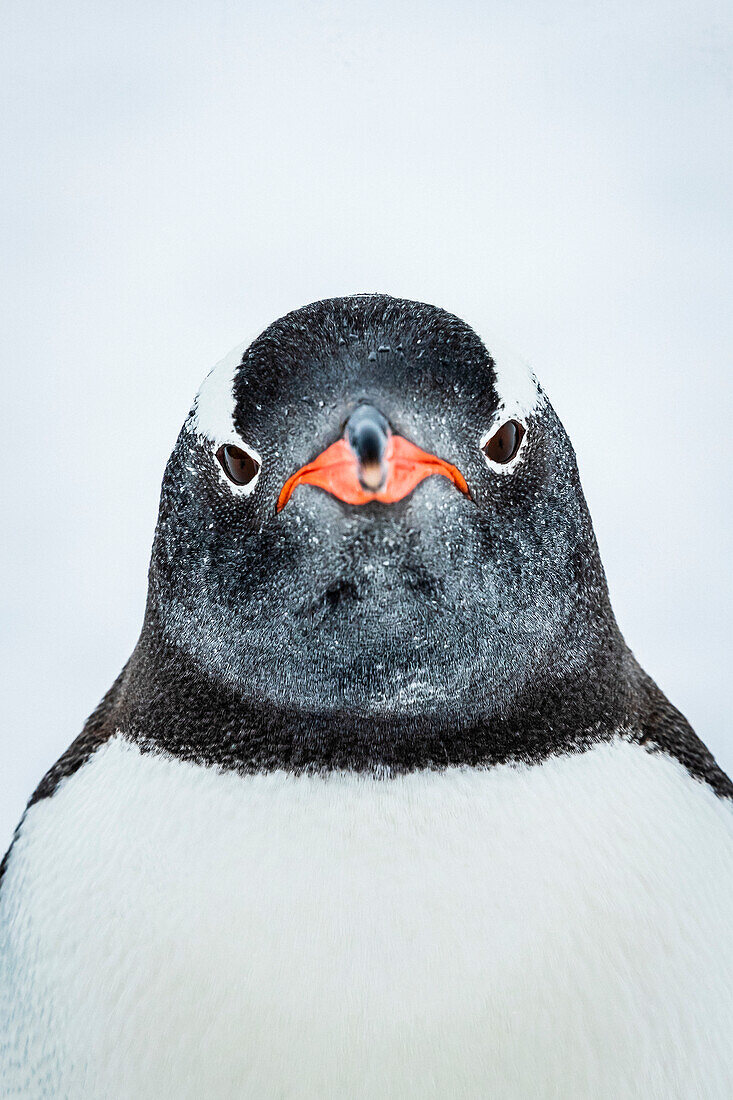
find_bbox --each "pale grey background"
[2,0,731,851]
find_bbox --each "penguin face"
[150,296,610,720]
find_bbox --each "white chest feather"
[1,737,732,1099]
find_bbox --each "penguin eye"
[216,444,260,487]
[481,420,525,465]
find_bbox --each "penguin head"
[148,295,616,722]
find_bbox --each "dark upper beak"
[277,404,469,512]
[345,405,390,491]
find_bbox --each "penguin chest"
[2,735,732,1099]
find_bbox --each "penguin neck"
[116,605,639,775]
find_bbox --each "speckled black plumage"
[6,294,732,865]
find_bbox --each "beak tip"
[358,460,387,493]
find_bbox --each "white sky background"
[1,0,731,849]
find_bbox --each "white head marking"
[191,341,250,444]
[474,329,543,421]
[190,339,262,495]
[470,326,544,473]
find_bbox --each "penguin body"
[2,296,732,1097]
[2,737,733,1097]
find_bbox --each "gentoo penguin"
[1,295,731,1099]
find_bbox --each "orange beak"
[277,433,469,512]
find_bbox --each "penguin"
[1,294,731,1099]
